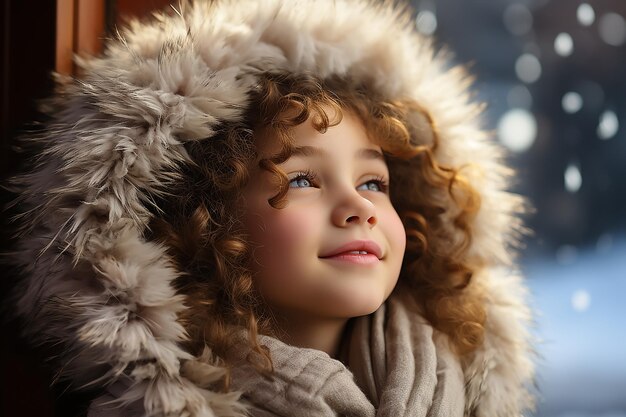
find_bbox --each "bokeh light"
[597,110,619,139]
[598,12,626,46]
[515,53,542,83]
[564,163,582,193]
[577,3,595,26]
[562,92,583,114]
[497,108,537,152]
[416,10,437,35]
[503,4,533,36]
[571,289,591,312]
[554,32,574,57]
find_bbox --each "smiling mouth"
[319,240,383,260]
[320,251,380,265]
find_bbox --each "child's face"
[240,109,406,323]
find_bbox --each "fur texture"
[9,0,536,416]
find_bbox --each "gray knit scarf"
[229,294,465,416]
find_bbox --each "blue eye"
[290,177,312,188]
[289,170,317,188]
[357,178,388,193]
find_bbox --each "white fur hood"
[9,0,536,416]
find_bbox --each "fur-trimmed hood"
[8,0,536,416]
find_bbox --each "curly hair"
[147,72,487,383]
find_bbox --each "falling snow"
[562,91,583,113]
[515,53,542,83]
[599,12,626,46]
[564,163,582,193]
[577,3,595,26]
[416,10,437,35]
[497,108,537,152]
[503,4,533,36]
[554,32,574,57]
[597,110,619,139]
[571,289,591,312]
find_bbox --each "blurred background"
[413,0,626,416]
[2,0,625,416]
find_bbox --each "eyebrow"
[290,145,385,161]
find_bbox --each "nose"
[331,189,378,228]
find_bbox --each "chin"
[338,293,387,318]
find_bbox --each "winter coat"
[8,0,536,416]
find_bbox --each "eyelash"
[289,169,389,193]
[290,169,318,185]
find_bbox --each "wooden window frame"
[56,0,106,75]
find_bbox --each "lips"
[319,240,382,260]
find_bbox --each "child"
[8,1,536,416]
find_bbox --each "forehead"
[253,110,383,158]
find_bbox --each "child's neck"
[273,313,349,358]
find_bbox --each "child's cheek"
[264,206,318,252]
[256,206,320,277]
[389,211,407,253]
